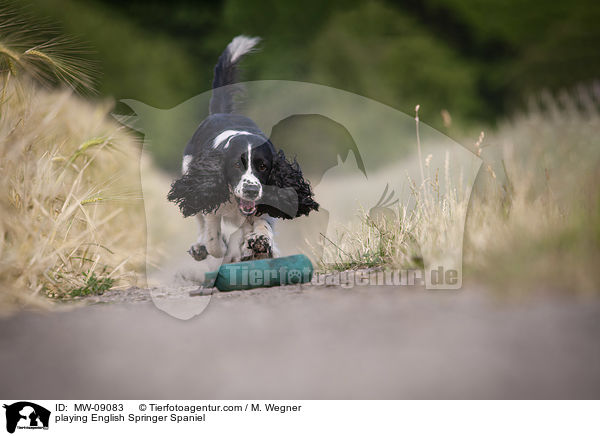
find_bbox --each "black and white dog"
[168,36,319,263]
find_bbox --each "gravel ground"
[1,282,599,399]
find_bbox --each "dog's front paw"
[188,243,208,261]
[245,234,273,260]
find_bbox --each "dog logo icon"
[3,402,50,433]
[368,183,399,223]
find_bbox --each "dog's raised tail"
[210,35,261,115]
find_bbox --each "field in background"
[1,77,599,313]
[465,88,600,293]
[0,79,146,312]
[320,88,600,294]
[1,5,599,311]
[0,13,149,312]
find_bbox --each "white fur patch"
[234,144,263,200]
[227,36,261,63]
[212,130,255,149]
[182,155,193,175]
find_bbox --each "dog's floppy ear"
[257,150,319,219]
[167,149,230,217]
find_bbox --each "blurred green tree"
[13,0,600,170]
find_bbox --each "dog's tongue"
[239,199,256,213]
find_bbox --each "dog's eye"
[234,161,242,169]
[257,163,267,171]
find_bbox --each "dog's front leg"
[227,221,253,263]
[188,215,209,261]
[189,214,227,260]
[204,214,227,258]
[244,217,277,260]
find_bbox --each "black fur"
[168,35,319,226]
[209,37,258,115]
[210,49,240,114]
[256,150,319,219]
[167,148,230,217]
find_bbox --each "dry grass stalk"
[0,79,145,312]
[320,85,600,293]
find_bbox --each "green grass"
[68,270,115,297]
[319,213,423,272]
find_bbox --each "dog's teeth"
[238,199,256,214]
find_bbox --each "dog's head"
[168,133,319,219]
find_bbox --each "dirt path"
[1,283,599,399]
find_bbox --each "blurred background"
[9,0,600,171]
[1,0,600,399]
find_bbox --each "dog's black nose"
[243,184,260,199]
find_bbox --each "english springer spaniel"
[167,36,319,263]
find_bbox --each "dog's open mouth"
[238,198,257,216]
